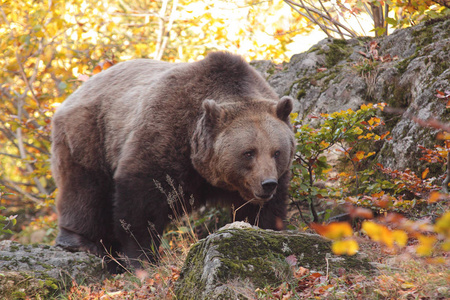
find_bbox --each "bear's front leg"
[234,172,290,230]
[113,173,170,269]
[234,197,286,230]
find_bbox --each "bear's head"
[191,96,295,205]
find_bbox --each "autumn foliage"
[0,0,449,298]
[290,101,450,259]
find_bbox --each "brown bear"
[51,52,295,270]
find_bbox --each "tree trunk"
[432,0,450,8]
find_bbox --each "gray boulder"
[175,222,372,300]
[0,240,109,299]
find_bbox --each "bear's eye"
[243,150,255,159]
[274,150,281,158]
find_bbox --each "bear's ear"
[202,99,223,123]
[276,96,294,122]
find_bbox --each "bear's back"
[55,59,178,116]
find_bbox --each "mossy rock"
[175,222,372,299]
[0,240,109,299]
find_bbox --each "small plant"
[0,186,17,236]
[290,103,388,222]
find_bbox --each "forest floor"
[60,228,449,300]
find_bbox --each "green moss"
[412,25,434,49]
[431,58,450,77]
[396,58,412,75]
[307,46,320,53]
[18,257,30,264]
[0,255,13,261]
[384,78,410,109]
[0,272,61,300]
[317,39,352,68]
[296,89,306,100]
[332,38,349,47]
[11,291,26,300]
[286,77,310,97]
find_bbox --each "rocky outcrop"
[0,240,109,299]
[175,222,372,300]
[252,17,450,174]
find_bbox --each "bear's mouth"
[254,193,274,202]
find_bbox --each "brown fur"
[51,52,295,270]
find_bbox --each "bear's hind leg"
[53,142,117,259]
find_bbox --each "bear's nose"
[261,179,278,194]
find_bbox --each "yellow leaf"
[106,22,115,32]
[362,221,393,247]
[355,151,365,161]
[434,211,450,236]
[322,167,332,174]
[421,167,429,179]
[441,241,450,251]
[332,239,359,255]
[416,235,436,257]
[320,141,330,149]
[401,282,415,290]
[353,127,363,135]
[392,230,408,247]
[366,152,375,158]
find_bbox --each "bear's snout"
[254,178,278,200]
[261,179,278,194]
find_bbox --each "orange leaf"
[437,132,450,140]
[421,167,429,179]
[311,222,353,240]
[371,191,385,198]
[349,207,373,219]
[427,191,441,203]
[103,60,113,70]
[93,65,102,74]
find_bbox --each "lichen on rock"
[175,223,372,299]
[0,240,109,299]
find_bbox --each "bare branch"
[156,0,178,61]
[317,0,345,39]
[0,178,44,204]
[0,152,21,159]
[431,0,450,8]
[284,0,358,38]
